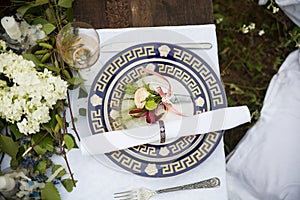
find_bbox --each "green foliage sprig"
[0,0,84,199]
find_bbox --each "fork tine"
[113,190,138,200]
[114,190,132,195]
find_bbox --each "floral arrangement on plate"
[0,0,85,199]
[125,68,184,124]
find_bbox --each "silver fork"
[113,177,220,200]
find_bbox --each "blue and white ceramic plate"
[88,43,227,177]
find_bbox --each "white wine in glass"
[56,22,100,69]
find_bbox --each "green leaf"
[145,100,157,110]
[58,0,73,8]
[9,124,25,140]
[37,159,47,174]
[52,165,66,178]
[33,144,47,155]
[32,133,53,155]
[64,134,75,150]
[42,23,56,35]
[79,108,86,116]
[22,54,42,66]
[0,134,19,158]
[42,111,57,133]
[45,8,56,24]
[32,17,48,25]
[67,77,85,85]
[125,82,138,94]
[17,0,49,16]
[17,4,35,16]
[78,86,88,99]
[61,178,76,192]
[0,119,5,130]
[41,182,61,200]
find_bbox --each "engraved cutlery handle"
[156,177,220,194]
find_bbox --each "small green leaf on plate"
[145,100,157,110]
[79,108,86,116]
[125,82,138,94]
[78,86,88,99]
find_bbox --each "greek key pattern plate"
[88,43,227,177]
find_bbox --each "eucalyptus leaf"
[0,134,19,158]
[58,0,73,8]
[42,23,56,35]
[41,182,61,200]
[63,134,75,151]
[61,178,76,192]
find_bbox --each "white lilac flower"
[0,49,68,135]
[0,40,7,52]
[272,6,279,13]
[249,23,255,30]
[216,17,223,24]
[258,30,265,36]
[241,24,249,34]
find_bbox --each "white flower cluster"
[240,22,265,36]
[0,40,7,52]
[0,48,68,135]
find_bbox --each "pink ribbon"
[142,68,185,117]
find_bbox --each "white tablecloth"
[53,25,228,200]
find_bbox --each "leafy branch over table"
[0,0,85,199]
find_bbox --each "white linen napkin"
[81,106,250,155]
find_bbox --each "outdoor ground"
[214,0,299,153]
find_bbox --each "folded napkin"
[81,106,250,155]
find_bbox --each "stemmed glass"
[56,21,100,69]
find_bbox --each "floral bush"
[0,0,83,199]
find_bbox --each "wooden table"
[73,0,213,28]
[0,0,213,27]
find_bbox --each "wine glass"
[56,21,100,69]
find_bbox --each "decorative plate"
[88,43,227,177]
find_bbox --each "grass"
[214,0,300,154]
